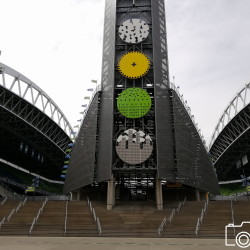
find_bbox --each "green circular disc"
[117,88,151,119]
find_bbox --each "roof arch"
[0,62,73,136]
[209,82,250,151]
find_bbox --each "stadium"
[0,0,249,244]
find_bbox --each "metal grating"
[151,0,175,180]
[96,0,117,183]
[63,93,100,194]
[172,91,220,195]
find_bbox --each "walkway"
[0,237,238,249]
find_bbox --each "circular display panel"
[118,51,150,79]
[117,88,151,119]
[118,19,150,44]
[116,129,153,165]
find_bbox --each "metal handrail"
[7,208,15,222]
[15,202,22,213]
[182,197,187,206]
[22,197,27,206]
[29,197,48,235]
[64,199,68,235]
[168,209,175,223]
[97,217,102,234]
[176,202,182,214]
[231,198,235,236]
[0,217,5,228]
[195,200,209,237]
[157,217,166,236]
[87,196,101,234]
[1,197,7,206]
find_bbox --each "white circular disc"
[118,19,149,44]
[116,129,153,165]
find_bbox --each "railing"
[0,217,5,228]
[157,217,166,236]
[195,200,209,237]
[64,199,68,235]
[0,195,69,202]
[168,209,175,223]
[29,197,48,235]
[182,197,187,206]
[230,198,235,236]
[0,180,19,197]
[7,208,15,222]
[0,176,61,196]
[15,202,22,213]
[1,197,7,206]
[176,202,182,214]
[97,217,102,234]
[210,195,249,201]
[22,197,27,206]
[87,196,101,234]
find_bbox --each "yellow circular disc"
[118,51,150,79]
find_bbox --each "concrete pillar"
[112,175,116,206]
[155,174,163,210]
[76,188,82,201]
[195,189,200,201]
[107,173,115,210]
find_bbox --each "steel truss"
[209,82,250,149]
[210,103,250,181]
[0,63,72,181]
[0,62,73,136]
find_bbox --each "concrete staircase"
[0,201,43,235]
[0,200,248,238]
[65,201,98,236]
[93,200,180,238]
[31,201,66,236]
[162,201,205,238]
[199,201,233,238]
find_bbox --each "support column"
[76,188,82,201]
[107,173,115,210]
[195,189,200,201]
[112,175,116,206]
[155,173,163,210]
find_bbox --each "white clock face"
[118,19,149,44]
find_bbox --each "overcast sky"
[0,0,250,146]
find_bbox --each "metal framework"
[0,62,73,181]
[63,0,220,196]
[209,83,250,150]
[0,62,73,136]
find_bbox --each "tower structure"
[63,0,220,209]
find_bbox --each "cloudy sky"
[0,0,250,146]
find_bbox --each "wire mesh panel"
[151,0,175,180]
[96,0,117,183]
[172,91,220,195]
[63,93,100,194]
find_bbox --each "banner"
[25,186,35,192]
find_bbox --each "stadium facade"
[63,0,220,209]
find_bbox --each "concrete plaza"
[0,237,241,250]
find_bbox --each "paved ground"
[0,237,242,250]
